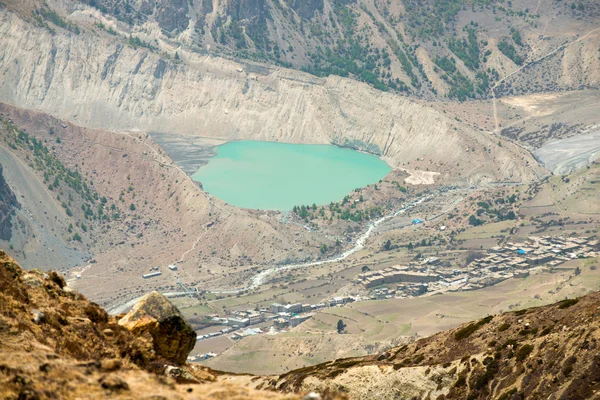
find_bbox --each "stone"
[100,359,121,372]
[118,292,195,365]
[303,392,322,400]
[99,375,129,391]
[164,365,200,384]
[31,309,45,324]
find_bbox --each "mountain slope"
[0,164,19,241]
[261,290,600,399]
[0,104,326,307]
[58,0,600,100]
[0,5,544,186]
[2,250,599,399]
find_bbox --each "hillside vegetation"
[53,0,600,100]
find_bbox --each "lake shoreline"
[190,140,392,211]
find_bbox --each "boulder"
[118,292,195,365]
[164,365,200,384]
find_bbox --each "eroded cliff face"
[0,9,544,185]
[0,164,19,241]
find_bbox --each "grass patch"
[515,344,534,361]
[558,298,579,309]
[454,315,493,341]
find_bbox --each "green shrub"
[558,298,579,309]
[455,316,493,341]
[540,326,552,336]
[498,322,511,332]
[562,355,577,376]
[515,344,534,361]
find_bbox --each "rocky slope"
[62,0,600,100]
[0,250,306,399]
[2,250,599,399]
[0,3,545,185]
[259,293,600,399]
[0,164,19,241]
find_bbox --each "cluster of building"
[370,283,429,300]
[141,264,178,279]
[358,236,598,297]
[269,298,354,329]
[208,309,265,328]
[465,236,598,288]
[197,297,356,344]
[357,262,441,288]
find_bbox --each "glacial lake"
[191,141,391,211]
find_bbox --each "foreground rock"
[119,291,196,365]
[0,250,305,399]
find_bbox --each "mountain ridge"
[0,6,545,186]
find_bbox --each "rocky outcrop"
[0,163,19,241]
[0,251,306,399]
[227,0,268,21]
[154,0,190,34]
[118,291,196,365]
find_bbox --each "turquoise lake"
[191,141,391,211]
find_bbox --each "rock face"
[0,164,19,241]
[285,0,324,19]
[118,292,196,365]
[227,0,268,21]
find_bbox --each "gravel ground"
[534,128,600,175]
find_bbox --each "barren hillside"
[261,290,600,399]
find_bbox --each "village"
[357,235,598,299]
[187,235,597,362]
[186,296,355,362]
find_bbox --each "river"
[107,194,431,315]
